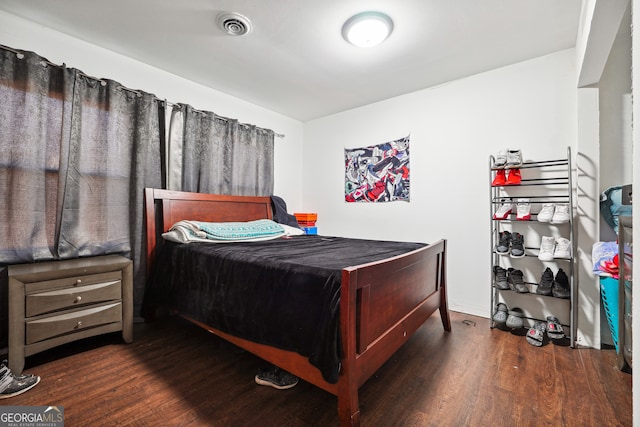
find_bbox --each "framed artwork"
[344,135,410,203]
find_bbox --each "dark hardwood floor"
[2,311,632,426]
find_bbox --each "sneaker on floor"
[537,203,555,223]
[0,360,41,399]
[551,203,570,224]
[553,237,571,259]
[507,268,529,293]
[494,149,508,168]
[496,231,512,255]
[493,200,513,220]
[515,198,531,220]
[553,269,570,299]
[510,232,525,258]
[536,267,554,296]
[538,236,555,261]
[493,265,509,290]
[506,149,523,167]
[505,168,521,185]
[255,367,299,390]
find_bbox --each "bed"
[142,188,451,426]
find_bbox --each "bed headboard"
[144,188,273,275]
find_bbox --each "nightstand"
[8,255,133,374]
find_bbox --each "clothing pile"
[592,241,631,279]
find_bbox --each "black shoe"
[507,268,529,293]
[255,367,298,390]
[0,360,41,399]
[493,266,509,290]
[510,232,525,258]
[553,269,570,299]
[536,267,554,296]
[496,231,511,255]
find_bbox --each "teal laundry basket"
[600,277,620,351]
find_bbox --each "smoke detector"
[217,12,252,36]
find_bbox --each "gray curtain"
[0,47,163,312]
[0,50,65,262]
[169,103,274,195]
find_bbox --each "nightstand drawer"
[24,271,122,294]
[26,302,122,344]
[26,280,122,317]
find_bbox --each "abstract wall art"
[344,134,410,203]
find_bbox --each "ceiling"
[0,0,583,122]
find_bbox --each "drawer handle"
[75,321,83,329]
[75,279,82,286]
[75,296,82,303]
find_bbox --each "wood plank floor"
[2,311,632,426]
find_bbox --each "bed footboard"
[338,239,449,426]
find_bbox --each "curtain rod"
[0,44,285,139]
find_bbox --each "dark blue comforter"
[142,235,426,383]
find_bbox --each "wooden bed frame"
[144,188,451,426]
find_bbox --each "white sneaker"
[516,198,531,221]
[493,200,513,220]
[506,149,522,167]
[494,149,507,168]
[554,238,571,258]
[537,203,555,223]
[538,236,555,261]
[551,203,570,224]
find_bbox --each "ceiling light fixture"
[217,12,252,36]
[342,11,393,47]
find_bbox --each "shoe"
[505,168,521,185]
[551,203,570,224]
[506,307,524,329]
[506,149,523,167]
[538,236,555,261]
[515,198,531,220]
[552,269,570,299]
[553,238,571,259]
[537,203,555,223]
[493,265,509,290]
[0,360,41,399]
[526,321,547,347]
[510,232,525,258]
[494,149,508,168]
[507,268,528,293]
[492,303,508,324]
[493,200,513,220]
[536,267,554,296]
[546,316,565,340]
[255,367,299,390]
[491,169,507,186]
[496,231,512,255]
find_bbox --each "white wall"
[0,10,305,210]
[595,5,632,349]
[575,88,602,349]
[599,4,632,244]
[303,49,578,318]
